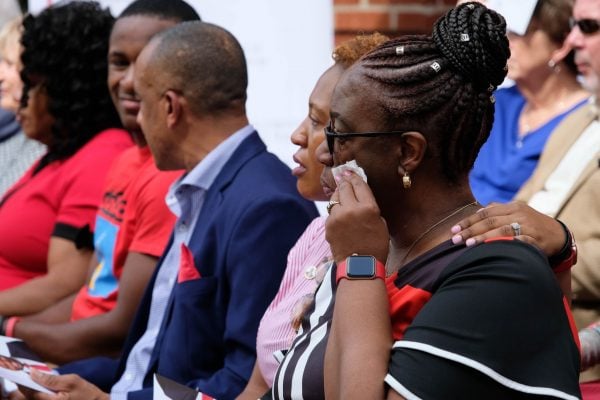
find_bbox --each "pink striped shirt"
[255,216,332,387]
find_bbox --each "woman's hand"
[19,371,108,400]
[325,172,389,263]
[450,201,565,257]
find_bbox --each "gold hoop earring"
[403,172,412,189]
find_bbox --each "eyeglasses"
[569,17,600,35]
[324,121,407,155]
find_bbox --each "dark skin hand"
[325,170,389,264]
[235,362,269,400]
[451,201,572,299]
[450,201,566,255]
[18,370,108,400]
[13,252,158,364]
[324,172,391,400]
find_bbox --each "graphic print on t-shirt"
[87,190,125,298]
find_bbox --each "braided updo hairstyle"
[356,2,509,183]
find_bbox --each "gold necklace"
[399,201,478,266]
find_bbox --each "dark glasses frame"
[569,17,600,35]
[324,121,408,155]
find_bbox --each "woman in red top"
[0,2,132,317]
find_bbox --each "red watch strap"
[552,245,577,274]
[336,257,386,285]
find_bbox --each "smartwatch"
[336,255,386,285]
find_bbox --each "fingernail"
[465,238,476,246]
[343,170,352,177]
[450,225,461,234]
[334,175,341,182]
[476,207,484,213]
[452,234,463,244]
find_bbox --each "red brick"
[334,32,360,47]
[336,11,391,31]
[396,12,441,33]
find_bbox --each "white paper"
[0,367,54,394]
[0,337,55,395]
[153,374,202,400]
[487,0,539,35]
[153,374,169,400]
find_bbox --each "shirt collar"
[176,124,255,192]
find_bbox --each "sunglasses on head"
[569,17,600,35]
[324,121,407,155]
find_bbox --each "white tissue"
[331,160,368,183]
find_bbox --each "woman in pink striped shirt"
[236,33,389,399]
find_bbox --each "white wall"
[28,0,334,172]
[0,0,21,28]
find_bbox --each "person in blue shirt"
[469,0,589,205]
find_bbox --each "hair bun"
[432,2,510,92]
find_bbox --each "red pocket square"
[178,243,201,283]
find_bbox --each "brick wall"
[334,0,455,45]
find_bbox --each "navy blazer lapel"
[188,131,266,246]
[143,131,266,380]
[209,131,266,193]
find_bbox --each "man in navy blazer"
[31,21,317,400]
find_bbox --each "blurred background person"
[0,1,132,318]
[0,17,45,196]
[514,0,600,385]
[470,0,589,205]
[0,0,21,28]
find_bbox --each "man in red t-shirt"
[69,146,180,323]
[1,0,201,364]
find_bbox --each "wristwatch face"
[346,255,376,278]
